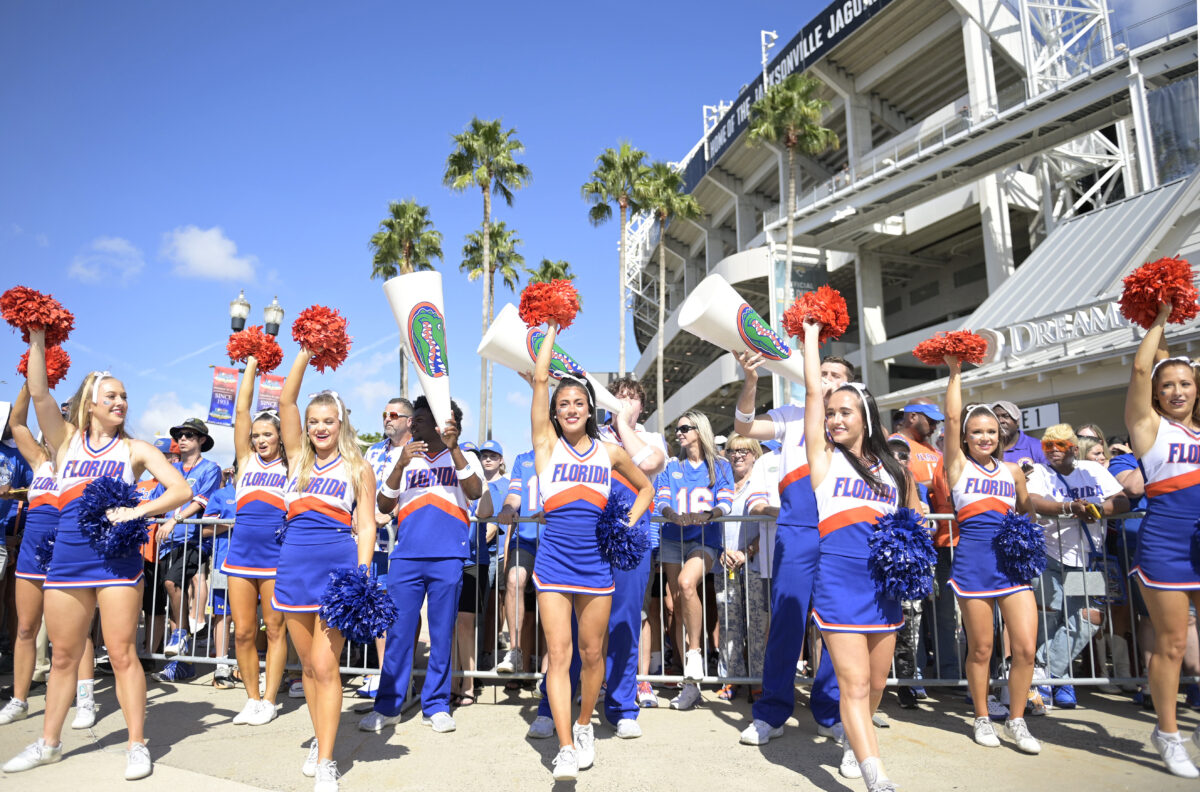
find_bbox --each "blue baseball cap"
[459,441,477,453]
[154,437,173,453]
[762,440,782,453]
[902,404,945,421]
[479,440,504,456]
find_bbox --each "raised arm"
[280,349,312,467]
[942,355,965,484]
[130,441,192,519]
[24,328,69,452]
[531,320,558,469]
[1125,303,1170,456]
[801,321,831,487]
[733,351,780,441]
[609,444,654,526]
[9,384,47,469]
[233,355,260,465]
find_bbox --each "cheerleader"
[942,355,1040,754]
[4,331,191,780]
[274,347,376,791]
[222,353,288,726]
[530,320,653,781]
[800,318,920,792]
[0,386,96,730]
[1124,302,1200,777]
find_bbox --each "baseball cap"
[762,440,782,453]
[479,440,504,456]
[459,441,477,453]
[901,404,945,421]
[992,400,1021,419]
[170,417,214,452]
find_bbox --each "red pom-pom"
[0,286,75,346]
[519,280,580,332]
[17,344,71,388]
[1119,256,1199,329]
[782,285,850,344]
[291,305,351,373]
[913,330,989,366]
[226,326,284,373]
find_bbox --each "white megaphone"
[678,273,806,383]
[382,271,454,431]
[477,303,624,415]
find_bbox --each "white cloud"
[161,225,257,281]
[68,236,144,283]
[506,390,531,407]
[349,379,396,425]
[133,391,235,468]
[35,233,48,247]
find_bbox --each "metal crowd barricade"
[138,512,1166,697]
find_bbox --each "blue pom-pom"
[993,510,1048,582]
[868,507,936,600]
[77,477,150,559]
[274,521,288,545]
[34,530,56,573]
[595,492,649,571]
[319,564,398,644]
[1191,519,1200,573]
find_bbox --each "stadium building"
[626,0,1198,440]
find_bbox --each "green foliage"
[444,117,532,203]
[368,199,443,280]
[527,258,582,307]
[581,141,649,224]
[747,73,839,155]
[357,431,383,446]
[461,221,525,292]
[635,161,703,227]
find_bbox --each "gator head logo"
[408,302,449,378]
[526,329,586,380]
[736,303,790,361]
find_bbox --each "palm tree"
[444,118,532,442]
[368,199,444,398]
[635,161,702,429]
[581,141,649,376]
[461,221,526,320]
[747,73,839,276]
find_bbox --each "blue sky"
[0,0,1173,467]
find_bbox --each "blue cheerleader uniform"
[221,453,287,579]
[948,458,1030,597]
[44,434,142,588]
[271,455,358,612]
[15,461,57,581]
[811,450,904,633]
[1133,419,1200,589]
[532,437,614,595]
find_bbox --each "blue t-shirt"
[0,441,33,545]
[202,483,236,566]
[484,476,510,555]
[505,451,541,555]
[1106,452,1145,532]
[163,457,222,553]
[1004,432,1047,469]
[654,457,734,549]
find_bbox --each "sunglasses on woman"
[675,425,695,434]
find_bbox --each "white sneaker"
[313,758,339,792]
[739,718,783,745]
[573,722,595,769]
[669,683,701,710]
[232,698,259,725]
[495,649,522,674]
[359,711,402,732]
[817,721,845,742]
[973,716,1000,747]
[1004,718,1041,754]
[0,698,29,724]
[615,718,642,739]
[125,742,152,780]
[422,711,456,732]
[71,699,96,729]
[1152,728,1199,778]
[859,756,896,791]
[246,699,278,727]
[3,739,64,773]
[527,715,555,739]
[302,739,319,778]
[683,649,704,681]
[552,746,578,781]
[288,679,305,699]
[840,742,862,778]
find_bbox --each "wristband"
[734,407,755,424]
[379,482,401,499]
[631,445,654,467]
[456,465,479,481]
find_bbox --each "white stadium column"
[854,248,890,391]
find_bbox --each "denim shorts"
[658,539,718,566]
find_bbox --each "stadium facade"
[625,0,1199,440]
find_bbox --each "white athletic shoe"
[973,716,1000,748]
[3,739,64,773]
[422,712,456,732]
[840,742,862,779]
[573,723,595,770]
[1004,718,1041,754]
[1152,728,1199,778]
[313,758,339,792]
[71,699,96,730]
[615,718,642,739]
[739,718,783,745]
[302,738,319,778]
[246,699,278,727]
[551,746,578,781]
[817,721,845,743]
[0,698,29,724]
[669,683,701,710]
[125,742,152,780]
[288,679,305,699]
[527,715,555,739]
[359,711,402,732]
[859,756,896,792]
[232,698,258,725]
[683,649,704,681]
[495,649,522,674]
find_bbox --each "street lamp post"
[230,290,251,332]
[761,30,778,93]
[263,295,285,337]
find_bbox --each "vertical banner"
[207,366,237,427]
[256,373,284,412]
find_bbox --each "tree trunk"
[480,186,491,443]
[786,146,795,282]
[656,221,666,433]
[486,266,496,440]
[618,199,628,376]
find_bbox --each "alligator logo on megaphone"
[735,304,791,361]
[526,329,586,379]
[408,302,449,378]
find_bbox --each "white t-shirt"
[748,451,781,578]
[1027,460,1123,567]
